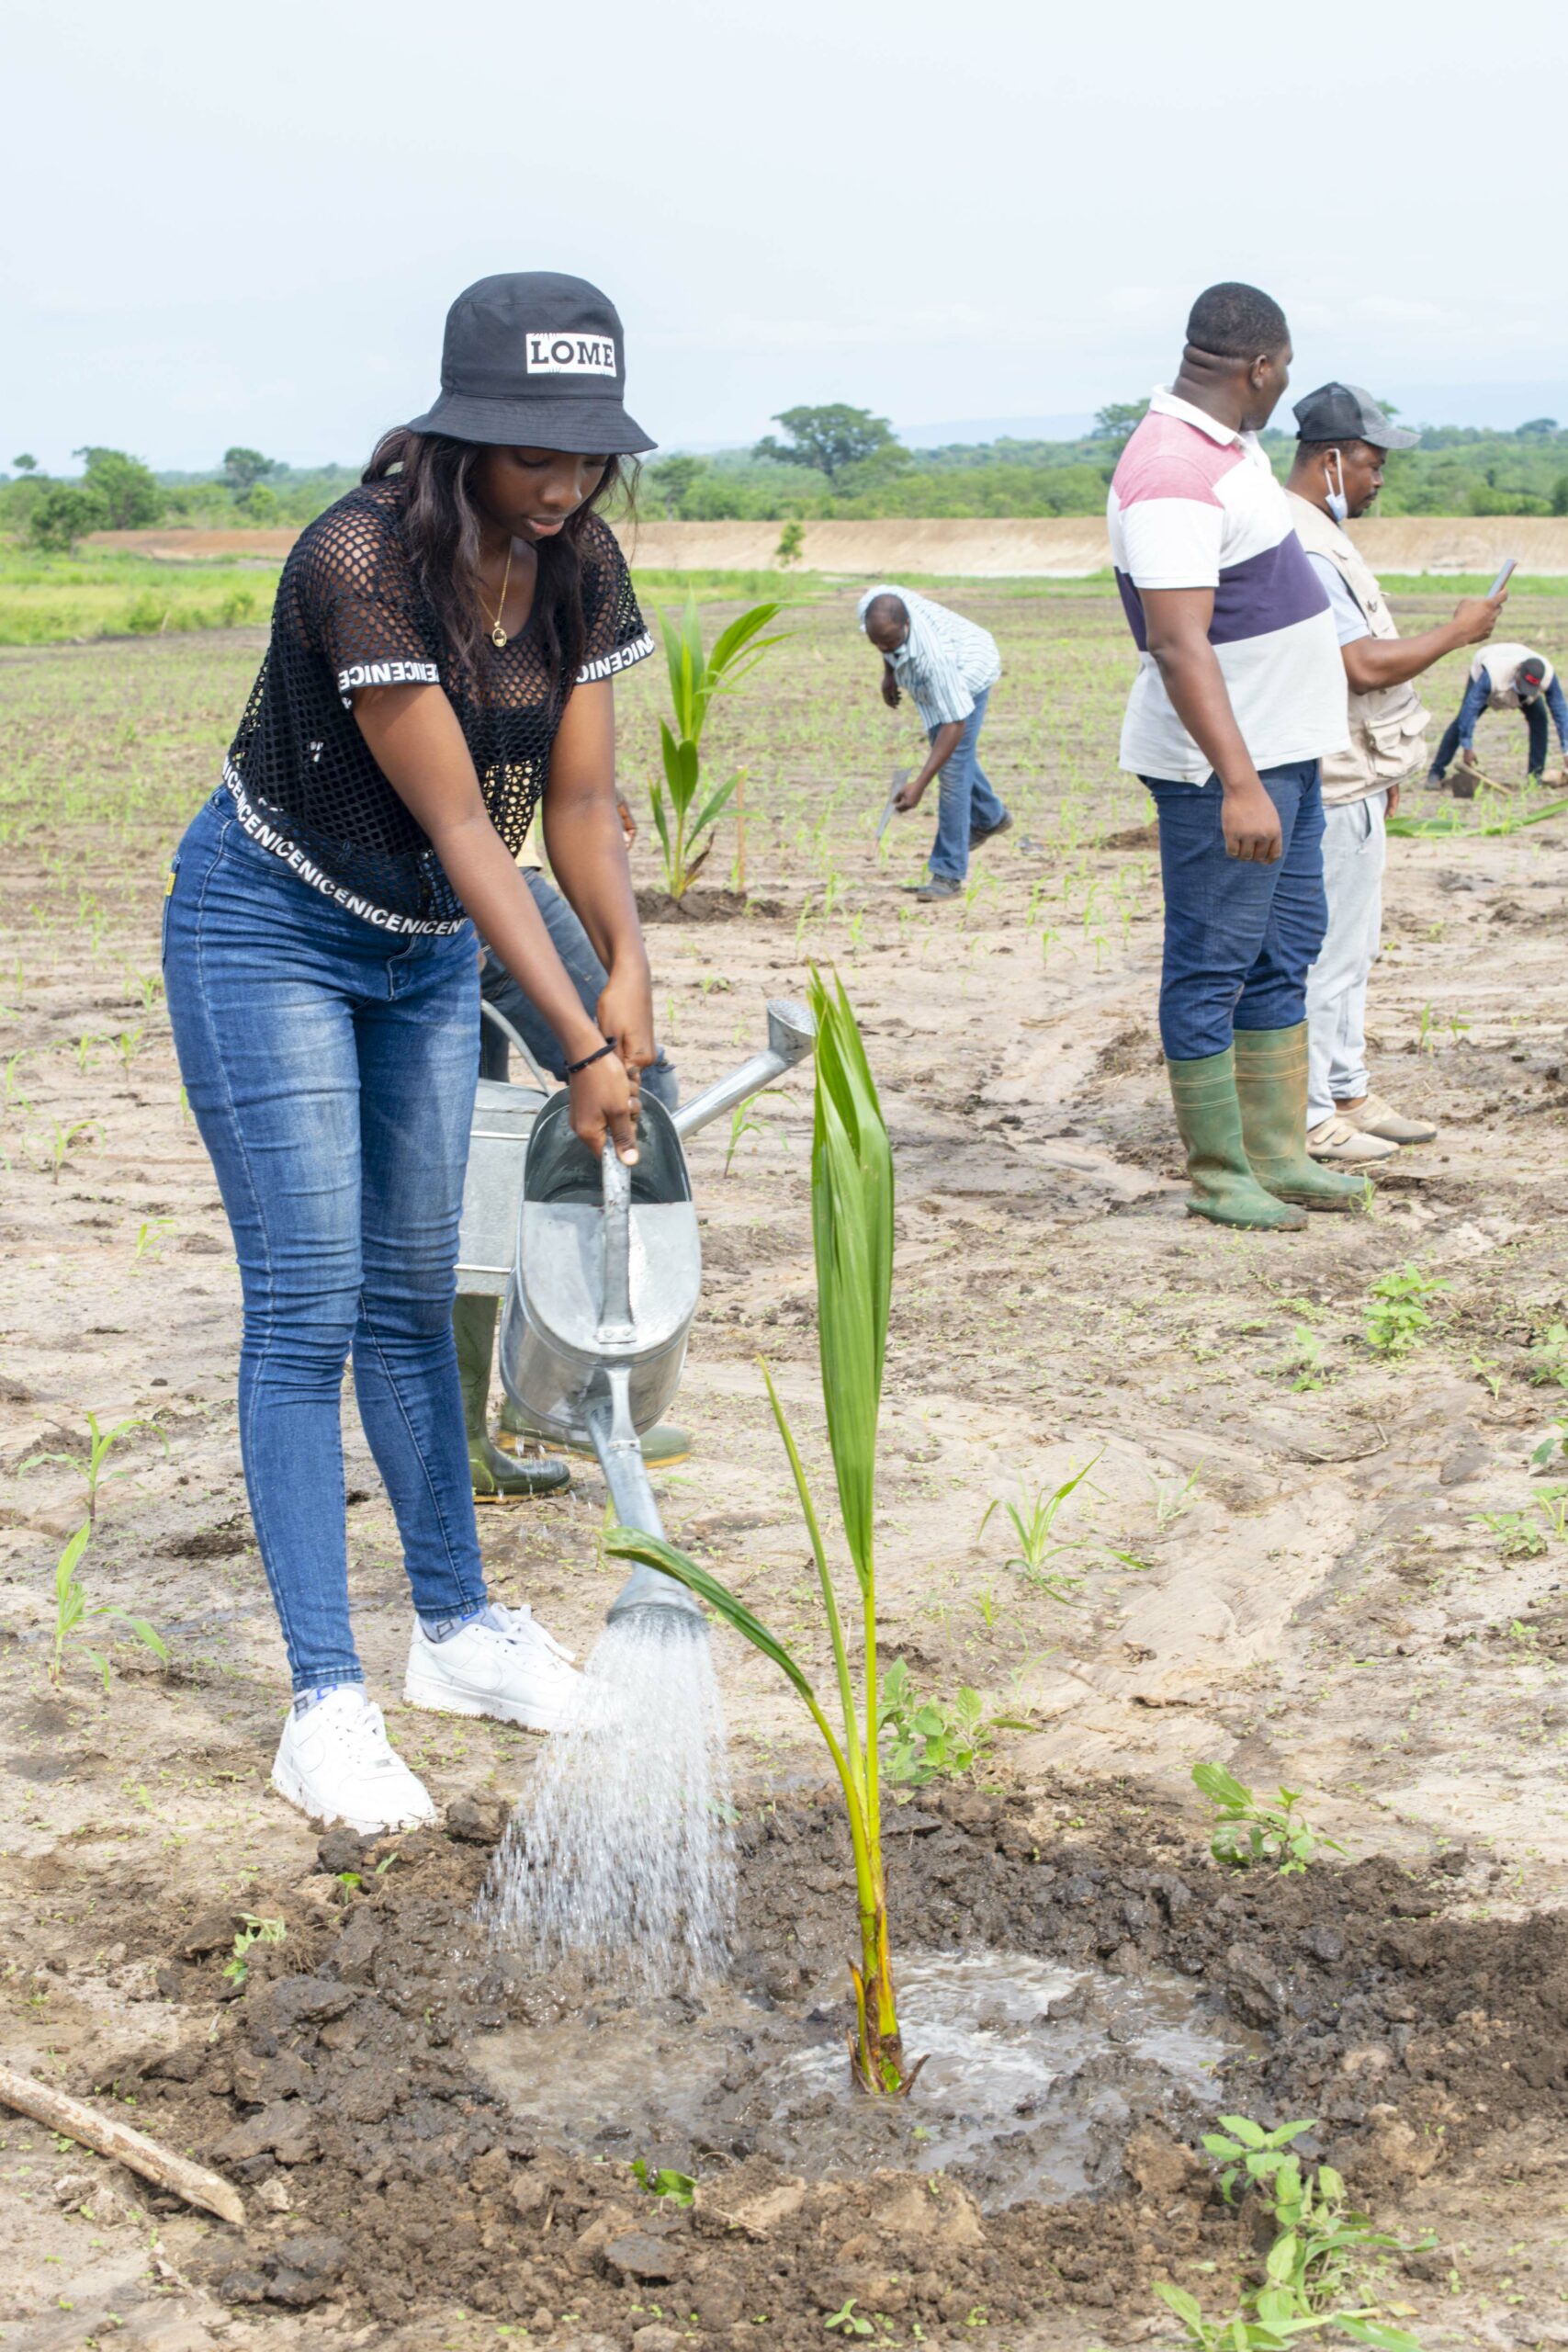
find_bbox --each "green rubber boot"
[1234,1023,1371,1213]
[453,1295,570,1501]
[499,1393,692,1469]
[1167,1049,1308,1232]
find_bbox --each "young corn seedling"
[1191,1763,1343,1875]
[650,596,784,897]
[18,1408,168,1527]
[46,1521,168,1690]
[724,1092,776,1178]
[608,971,922,2094]
[132,1217,176,1268]
[980,1458,1101,1600]
[39,1116,97,1183]
[1363,1264,1449,1359]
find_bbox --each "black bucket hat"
[405,271,655,455]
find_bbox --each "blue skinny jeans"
[927,689,1007,882]
[479,868,678,1109]
[163,792,487,1694]
[1142,759,1328,1063]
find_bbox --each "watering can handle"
[597,1142,636,1346]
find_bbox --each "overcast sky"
[8,0,1565,472]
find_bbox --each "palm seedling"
[649,596,784,898]
[606,970,919,2093]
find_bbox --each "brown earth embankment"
[85,514,1568,576]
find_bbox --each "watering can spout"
[671,998,815,1143]
[590,1368,705,1628]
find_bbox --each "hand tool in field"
[877,766,912,843]
[457,1001,817,1628]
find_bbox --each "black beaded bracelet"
[566,1039,616,1076]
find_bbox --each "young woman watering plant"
[162,272,660,1836]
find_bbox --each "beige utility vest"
[1287,491,1430,807]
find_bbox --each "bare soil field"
[3,590,1568,2352]
[85,515,1568,576]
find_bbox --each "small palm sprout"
[608,970,920,2094]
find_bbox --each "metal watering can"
[465,1000,817,1625]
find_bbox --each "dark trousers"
[1432,697,1548,778]
[1142,760,1328,1063]
[479,867,678,1109]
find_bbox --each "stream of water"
[479,1609,736,1992]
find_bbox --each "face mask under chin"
[1325,450,1349,524]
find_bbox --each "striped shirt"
[1108,387,1346,783]
[856,584,1001,729]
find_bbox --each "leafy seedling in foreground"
[824,2301,874,2337]
[1470,1502,1550,1558]
[608,970,922,2095]
[1192,1763,1342,1875]
[1363,1264,1448,1359]
[224,1914,287,1984]
[878,1659,1032,1787]
[1530,1416,1568,1469]
[1529,1322,1568,1388]
[47,1521,168,1690]
[630,2159,695,2207]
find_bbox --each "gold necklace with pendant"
[487,541,513,650]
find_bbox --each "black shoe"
[1424,770,1447,791]
[970,810,1013,850]
[913,875,962,902]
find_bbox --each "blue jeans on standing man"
[479,868,678,1109]
[928,688,1007,883]
[1142,759,1328,1062]
[163,791,488,1695]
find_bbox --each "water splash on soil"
[473,1948,1253,2208]
[479,1611,736,1993]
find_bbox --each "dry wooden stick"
[0,2060,243,2226]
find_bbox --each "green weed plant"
[1192,1764,1342,1876]
[1363,1266,1449,1359]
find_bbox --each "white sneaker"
[271,1686,437,1835]
[403,1602,581,1733]
[1305,1113,1398,1166]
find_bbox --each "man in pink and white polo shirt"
[1108,281,1366,1235]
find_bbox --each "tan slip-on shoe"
[1341,1092,1437,1146]
[1306,1114,1398,1167]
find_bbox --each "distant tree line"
[0,447,358,550]
[643,401,1568,525]
[8,405,1568,552]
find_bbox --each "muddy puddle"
[476,1946,1254,2208]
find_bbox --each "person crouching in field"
[1427,642,1568,791]
[1108,280,1365,1232]
[859,585,1010,900]
[162,270,661,1836]
[1284,383,1505,1170]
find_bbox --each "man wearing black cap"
[1285,383,1505,1163]
[1428,643,1568,790]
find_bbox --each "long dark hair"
[362,428,633,692]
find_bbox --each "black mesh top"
[220,481,654,933]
